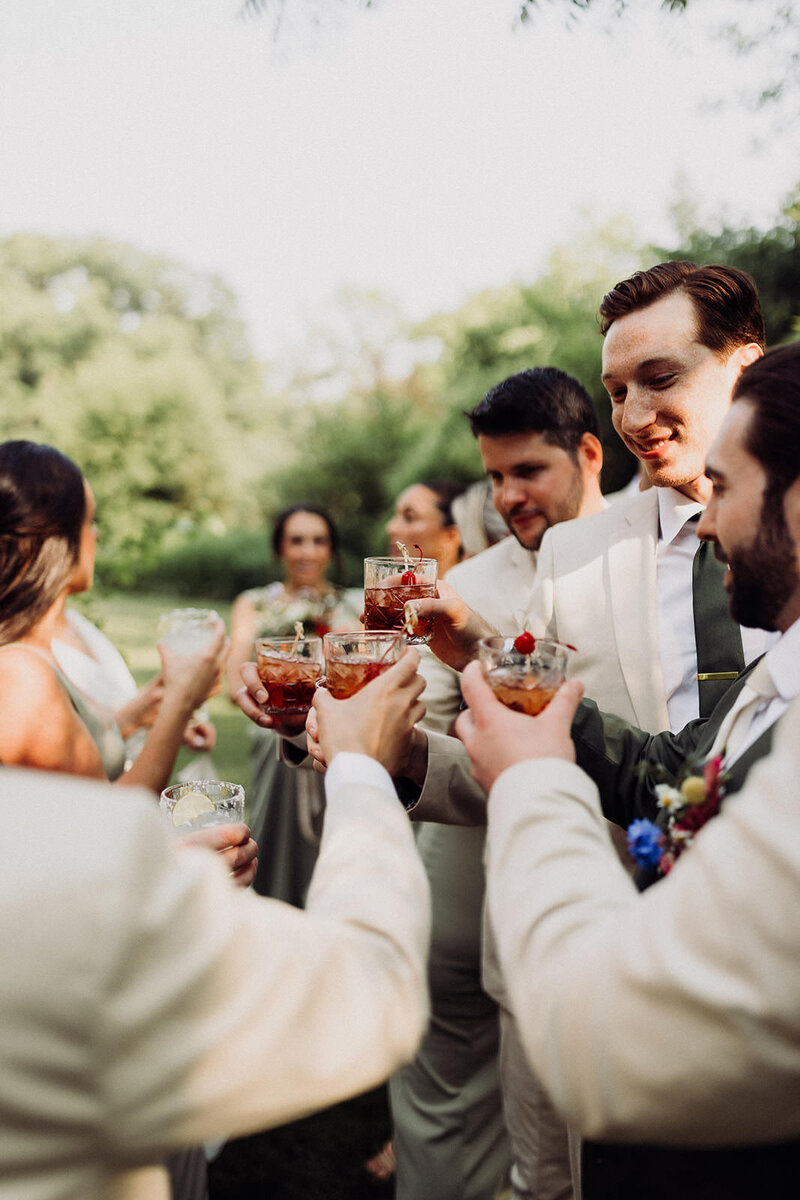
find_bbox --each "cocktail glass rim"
[478,635,573,658]
[255,635,323,658]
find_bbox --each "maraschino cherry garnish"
[513,631,536,655]
[399,543,423,585]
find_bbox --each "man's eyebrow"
[601,355,682,383]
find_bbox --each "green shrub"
[120,528,276,600]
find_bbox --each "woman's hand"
[114,674,165,739]
[158,619,229,717]
[182,716,217,752]
[232,660,308,735]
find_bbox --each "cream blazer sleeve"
[0,769,429,1191]
[485,698,800,1146]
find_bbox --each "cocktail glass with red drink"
[255,635,323,735]
[477,636,573,715]
[322,631,406,699]
[363,554,438,645]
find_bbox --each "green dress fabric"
[243,584,362,906]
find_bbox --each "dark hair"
[271,503,340,559]
[599,261,765,356]
[0,441,86,643]
[467,367,599,456]
[732,343,800,500]
[418,478,468,529]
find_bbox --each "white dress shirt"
[656,488,773,731]
[722,616,800,765]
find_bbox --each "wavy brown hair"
[0,441,86,644]
[599,261,765,357]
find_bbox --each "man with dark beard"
[456,341,800,1198]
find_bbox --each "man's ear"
[731,342,763,376]
[578,432,603,478]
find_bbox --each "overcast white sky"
[0,0,794,359]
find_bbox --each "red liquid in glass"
[363,583,435,642]
[257,654,322,712]
[326,658,390,699]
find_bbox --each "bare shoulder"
[0,645,66,702]
[0,646,104,775]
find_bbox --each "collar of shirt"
[761,616,800,703]
[656,486,705,546]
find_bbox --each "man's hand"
[312,649,426,776]
[455,661,584,794]
[178,821,258,888]
[406,580,496,672]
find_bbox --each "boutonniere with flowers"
[626,754,728,876]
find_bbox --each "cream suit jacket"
[0,768,429,1200]
[413,537,537,824]
[419,536,538,735]
[525,487,669,731]
[485,695,800,1146]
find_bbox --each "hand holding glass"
[363,556,438,644]
[256,635,322,735]
[160,779,245,831]
[478,637,573,715]
[322,631,406,698]
[157,608,221,721]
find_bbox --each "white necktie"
[707,659,777,763]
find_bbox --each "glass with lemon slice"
[160,780,245,832]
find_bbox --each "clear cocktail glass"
[255,635,323,735]
[157,607,220,723]
[160,779,246,831]
[477,636,573,715]
[322,630,406,698]
[363,556,438,645]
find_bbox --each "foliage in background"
[0,234,279,583]
[2,205,799,600]
[659,190,800,347]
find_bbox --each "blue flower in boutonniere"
[626,819,664,869]
[628,754,728,878]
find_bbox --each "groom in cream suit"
[0,655,429,1200]
[525,261,768,728]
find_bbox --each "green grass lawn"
[74,588,253,799]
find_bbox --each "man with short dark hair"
[390,366,605,1200]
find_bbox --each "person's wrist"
[399,726,428,786]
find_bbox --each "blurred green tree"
[0,234,275,582]
[656,190,800,347]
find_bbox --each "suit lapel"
[691,660,774,794]
[608,490,669,732]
